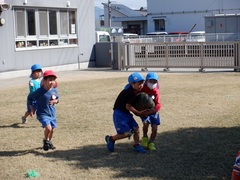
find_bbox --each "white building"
[103,3,147,35]
[0,0,95,72]
[147,0,240,33]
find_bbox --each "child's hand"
[139,110,149,117]
[49,99,58,106]
[146,108,156,115]
[140,108,156,117]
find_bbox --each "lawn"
[0,70,239,179]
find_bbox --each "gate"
[117,41,240,71]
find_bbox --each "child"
[232,151,240,180]
[27,70,59,151]
[22,64,43,124]
[105,72,150,153]
[140,72,162,150]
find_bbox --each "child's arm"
[29,105,35,117]
[49,89,59,106]
[126,103,149,117]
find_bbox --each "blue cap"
[128,72,144,83]
[146,72,158,81]
[31,64,42,72]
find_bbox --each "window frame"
[14,7,78,50]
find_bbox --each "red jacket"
[141,84,162,111]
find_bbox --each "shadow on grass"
[0,123,37,128]
[1,126,239,179]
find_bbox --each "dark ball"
[133,92,155,111]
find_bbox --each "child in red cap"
[28,70,59,151]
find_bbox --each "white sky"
[95,0,147,9]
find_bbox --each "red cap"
[43,70,57,78]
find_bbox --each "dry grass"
[0,71,240,180]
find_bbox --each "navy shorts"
[113,109,138,134]
[141,112,160,125]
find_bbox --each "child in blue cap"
[22,64,42,124]
[140,72,162,150]
[105,72,151,153]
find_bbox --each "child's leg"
[21,111,29,124]
[24,111,29,119]
[44,124,52,140]
[149,124,158,143]
[48,128,54,141]
[141,119,150,148]
[133,126,140,145]
[111,133,128,141]
[133,126,146,153]
[142,122,149,137]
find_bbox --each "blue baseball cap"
[31,64,42,72]
[146,72,158,81]
[128,72,145,83]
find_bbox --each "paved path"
[0,67,234,89]
[0,68,132,89]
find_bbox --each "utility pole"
[108,0,111,27]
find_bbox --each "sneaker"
[49,141,56,150]
[141,137,149,148]
[22,116,27,124]
[105,135,115,152]
[134,144,146,153]
[43,140,49,151]
[148,142,156,150]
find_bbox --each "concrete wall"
[0,0,95,72]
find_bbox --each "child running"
[27,70,59,151]
[22,64,43,124]
[140,72,162,150]
[105,72,150,153]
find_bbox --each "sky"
[94,0,147,9]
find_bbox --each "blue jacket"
[27,86,59,120]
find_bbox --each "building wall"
[147,0,240,33]
[205,15,240,33]
[0,0,95,72]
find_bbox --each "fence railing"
[118,41,240,71]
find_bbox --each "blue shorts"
[38,118,57,129]
[27,101,37,113]
[113,109,138,134]
[141,112,160,125]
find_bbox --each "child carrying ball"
[140,72,162,150]
[105,72,151,153]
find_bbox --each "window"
[154,19,165,31]
[39,10,48,36]
[69,11,76,34]
[49,10,57,35]
[14,8,77,50]
[27,10,36,36]
[15,9,25,37]
[60,11,68,35]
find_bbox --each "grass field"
[0,71,240,179]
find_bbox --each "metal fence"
[118,41,240,71]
